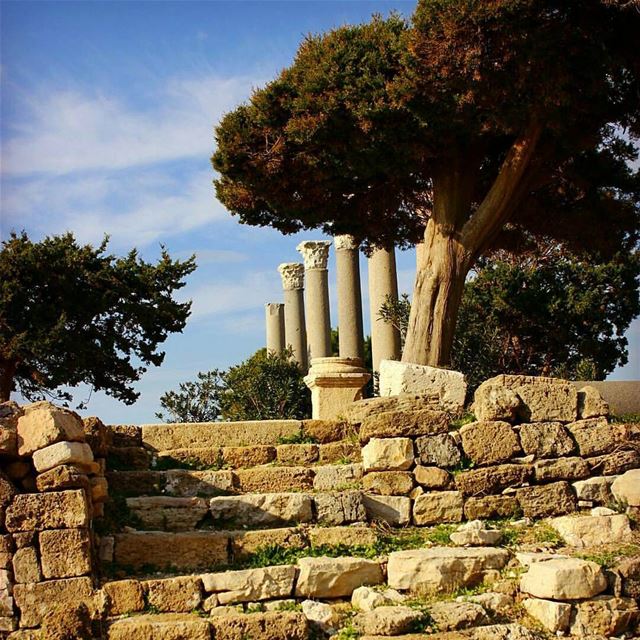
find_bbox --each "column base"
[304,357,371,420]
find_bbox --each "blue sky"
[1,0,638,424]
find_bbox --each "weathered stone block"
[566,418,627,457]
[0,401,21,457]
[126,496,208,531]
[463,495,520,520]
[12,547,41,583]
[587,450,640,476]
[428,600,488,631]
[520,558,607,600]
[106,470,163,496]
[450,520,502,546]
[308,526,378,549]
[103,579,145,615]
[577,385,610,419]
[314,491,367,525]
[107,446,151,470]
[362,471,413,496]
[32,441,93,473]
[415,433,461,468]
[362,438,414,472]
[230,527,307,559]
[302,419,350,443]
[221,445,276,468]
[5,490,89,532]
[550,514,633,548]
[516,482,576,518]
[459,421,520,466]
[612,469,640,506]
[522,598,571,633]
[17,402,84,456]
[313,463,362,491]
[210,493,313,527]
[0,473,16,509]
[533,457,589,483]
[455,464,530,496]
[413,465,452,489]
[518,422,574,458]
[233,466,314,493]
[202,565,295,603]
[356,606,424,636]
[570,596,639,637]
[276,444,318,466]
[413,491,464,525]
[81,416,110,456]
[363,494,411,526]
[472,384,521,423]
[108,424,141,447]
[209,611,308,640]
[39,528,91,578]
[35,465,90,493]
[342,393,441,425]
[359,409,449,443]
[143,576,202,613]
[318,441,361,464]
[573,475,616,504]
[164,469,234,497]
[108,613,211,640]
[295,556,383,597]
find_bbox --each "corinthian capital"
[296,240,331,270]
[278,263,305,290]
[333,234,359,252]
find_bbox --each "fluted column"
[297,240,332,361]
[334,234,364,361]
[278,263,307,370]
[265,303,285,354]
[368,246,401,373]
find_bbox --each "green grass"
[577,544,639,569]
[277,431,318,445]
[450,412,476,430]
[610,413,640,424]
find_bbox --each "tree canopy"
[0,232,196,406]
[213,0,640,366]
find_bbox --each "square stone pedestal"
[304,357,371,420]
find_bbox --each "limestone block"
[461,592,513,615]
[518,422,575,458]
[13,577,94,627]
[295,556,383,598]
[201,565,295,603]
[359,409,449,443]
[342,393,442,425]
[566,418,626,456]
[107,613,211,640]
[472,384,521,422]
[611,469,640,506]
[577,385,610,419]
[209,611,309,640]
[549,514,633,548]
[363,494,411,526]
[428,601,488,631]
[459,421,520,466]
[126,496,209,531]
[5,490,89,532]
[109,424,141,447]
[415,433,461,468]
[90,476,109,503]
[318,441,361,464]
[210,493,313,527]
[103,580,145,615]
[39,529,91,578]
[17,402,84,456]
[143,576,202,613]
[314,491,367,525]
[613,557,640,599]
[463,495,520,520]
[387,547,509,593]
[107,446,151,470]
[276,444,318,466]
[302,419,350,444]
[362,471,413,496]
[520,558,607,600]
[413,465,452,489]
[379,360,466,413]
[587,450,640,475]
[35,465,91,493]
[533,457,589,483]
[0,473,16,510]
[301,600,335,631]
[114,531,229,571]
[352,586,405,612]
[32,441,93,473]
[570,596,639,637]
[455,464,530,496]
[106,470,163,496]
[572,475,617,504]
[81,415,110,456]
[163,469,234,497]
[313,463,362,491]
[308,526,377,549]
[230,527,307,559]
[142,420,302,450]
[450,520,502,546]
[413,491,464,525]
[515,482,576,518]
[220,445,276,468]
[355,606,423,636]
[362,438,414,472]
[522,598,571,633]
[12,547,41,583]
[234,466,314,493]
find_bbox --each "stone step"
[107,524,379,572]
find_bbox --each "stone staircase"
[2,377,640,639]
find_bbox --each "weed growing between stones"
[277,431,318,445]
[577,544,640,568]
[450,412,476,430]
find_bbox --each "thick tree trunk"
[0,360,16,402]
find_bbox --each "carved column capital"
[296,240,332,270]
[278,263,305,291]
[334,234,359,252]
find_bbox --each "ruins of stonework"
[1,374,640,639]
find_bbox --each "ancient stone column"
[334,234,364,361]
[278,263,308,370]
[368,246,401,373]
[296,240,332,361]
[264,303,285,354]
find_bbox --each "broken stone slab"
[355,606,425,636]
[313,463,362,491]
[459,421,520,466]
[518,422,575,458]
[455,464,531,496]
[587,449,640,475]
[472,384,521,423]
[359,409,449,443]
[520,557,607,600]
[201,565,295,604]
[572,475,617,504]
[522,597,571,633]
[351,586,405,612]
[35,465,91,493]
[295,556,383,598]
[314,491,367,525]
[209,610,309,640]
[577,385,610,419]
[276,443,319,466]
[363,494,411,526]
[412,491,464,525]
[17,402,84,456]
[32,441,94,473]
[378,360,467,413]
[163,469,234,497]
[126,496,209,531]
[308,525,377,549]
[570,595,639,637]
[428,600,488,631]
[463,495,520,520]
[362,438,414,472]
[387,547,510,593]
[414,433,461,468]
[449,520,502,546]
[5,490,89,532]
[533,457,589,483]
[301,599,335,632]
[515,481,577,518]
[107,613,211,640]
[362,471,413,496]
[209,492,313,527]
[566,418,627,457]
[549,514,633,548]
[611,469,640,506]
[341,393,442,425]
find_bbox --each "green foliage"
[378,293,411,348]
[277,431,317,445]
[0,232,195,406]
[577,545,639,569]
[157,348,311,422]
